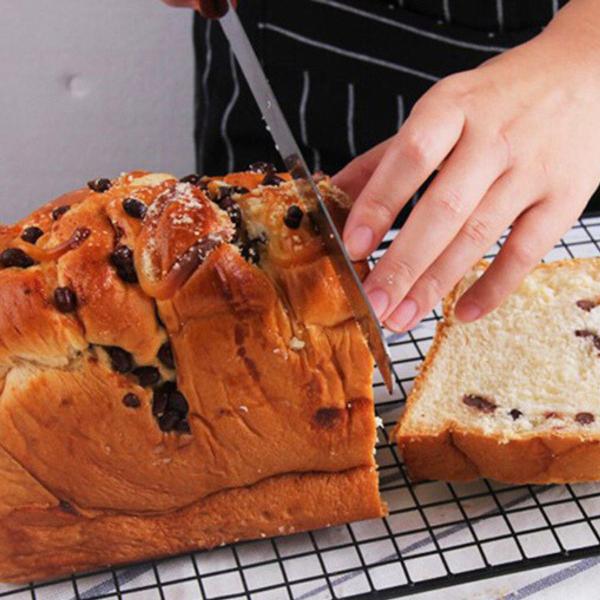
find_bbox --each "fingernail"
[456,302,481,322]
[386,298,418,332]
[345,226,373,260]
[367,288,389,320]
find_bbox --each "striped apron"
[192,0,599,213]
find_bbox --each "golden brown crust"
[395,258,600,483]
[0,171,383,582]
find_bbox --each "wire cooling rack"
[3,215,600,600]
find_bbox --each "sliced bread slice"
[395,258,600,484]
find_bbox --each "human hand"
[335,0,600,332]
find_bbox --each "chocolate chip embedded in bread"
[576,412,594,425]
[104,346,134,373]
[284,205,304,229]
[21,226,44,244]
[122,393,141,409]
[249,161,276,174]
[261,172,285,187]
[179,174,202,185]
[462,394,496,414]
[576,299,597,312]
[0,248,36,269]
[157,342,175,369]
[158,411,180,432]
[52,205,71,221]
[152,381,176,416]
[175,419,191,434]
[167,390,189,416]
[241,239,261,265]
[133,366,161,387]
[110,245,138,284]
[314,407,343,429]
[122,198,147,220]
[509,409,522,420]
[53,287,78,313]
[87,178,112,193]
[575,329,594,338]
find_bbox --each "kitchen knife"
[218,4,394,394]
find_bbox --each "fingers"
[385,170,533,331]
[342,95,465,260]
[332,138,392,201]
[363,130,508,324]
[454,200,576,321]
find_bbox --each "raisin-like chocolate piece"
[283,205,303,229]
[122,198,147,220]
[133,366,161,387]
[261,172,285,187]
[152,381,176,416]
[577,299,596,312]
[122,393,141,409]
[509,409,522,420]
[105,346,134,373]
[575,329,594,338]
[249,161,276,174]
[54,287,77,313]
[462,394,496,414]
[219,197,242,231]
[179,174,201,185]
[158,342,175,369]
[52,205,71,221]
[158,411,180,432]
[167,390,189,416]
[87,178,112,193]
[0,248,35,269]
[21,226,44,244]
[110,245,138,283]
[241,239,261,264]
[576,412,594,425]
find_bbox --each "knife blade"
[219,5,394,394]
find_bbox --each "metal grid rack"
[3,216,600,600]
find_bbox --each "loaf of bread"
[0,167,384,583]
[396,258,600,484]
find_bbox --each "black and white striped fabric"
[193,0,568,178]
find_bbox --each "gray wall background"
[0,0,196,223]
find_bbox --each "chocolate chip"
[133,366,161,387]
[179,174,201,184]
[122,393,141,408]
[70,227,92,249]
[152,381,176,416]
[284,205,303,229]
[54,287,77,313]
[167,390,188,416]
[87,178,112,193]
[219,197,242,231]
[122,198,147,219]
[52,205,71,221]
[104,346,133,373]
[158,411,180,432]
[575,329,594,338]
[509,409,522,420]
[577,299,597,312]
[261,172,285,187]
[21,226,44,244]
[175,419,191,434]
[249,161,276,174]
[158,342,175,369]
[0,248,35,269]
[576,412,594,425]
[462,394,496,414]
[110,245,138,283]
[241,239,261,264]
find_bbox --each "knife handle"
[198,0,236,18]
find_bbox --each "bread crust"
[0,171,384,582]
[395,258,600,483]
